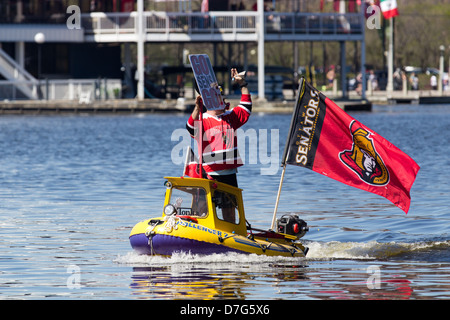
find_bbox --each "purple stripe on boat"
[130,233,246,256]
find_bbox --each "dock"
[0,97,369,114]
[0,99,187,115]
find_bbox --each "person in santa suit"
[186,68,251,188]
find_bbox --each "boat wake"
[116,239,450,265]
[116,250,302,266]
[305,239,450,260]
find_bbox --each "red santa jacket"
[186,94,252,173]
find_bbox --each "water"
[0,104,449,300]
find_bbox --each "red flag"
[333,0,340,12]
[283,79,420,213]
[201,0,209,13]
[380,0,399,19]
[183,146,202,178]
[121,0,134,12]
[348,0,356,12]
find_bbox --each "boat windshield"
[169,187,208,217]
[214,190,239,225]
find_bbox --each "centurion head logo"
[339,121,389,186]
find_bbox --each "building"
[0,0,366,101]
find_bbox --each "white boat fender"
[163,215,180,233]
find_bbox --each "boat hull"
[129,217,307,257]
[130,233,244,256]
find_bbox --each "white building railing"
[0,79,121,101]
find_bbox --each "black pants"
[213,174,238,188]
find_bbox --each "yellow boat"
[129,177,309,257]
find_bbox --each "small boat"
[129,75,421,258]
[129,177,309,257]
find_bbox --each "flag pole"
[198,106,203,179]
[270,78,305,231]
[183,146,191,177]
[193,79,204,179]
[386,17,394,93]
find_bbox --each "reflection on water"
[117,250,450,300]
[131,266,248,299]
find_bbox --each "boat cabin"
[162,177,247,236]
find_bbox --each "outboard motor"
[277,214,309,239]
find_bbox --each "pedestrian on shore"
[369,70,378,91]
[326,65,335,90]
[410,73,419,91]
[355,72,362,95]
[430,74,437,90]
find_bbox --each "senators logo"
[339,121,389,186]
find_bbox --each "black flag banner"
[282,78,326,169]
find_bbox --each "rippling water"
[1,104,449,300]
